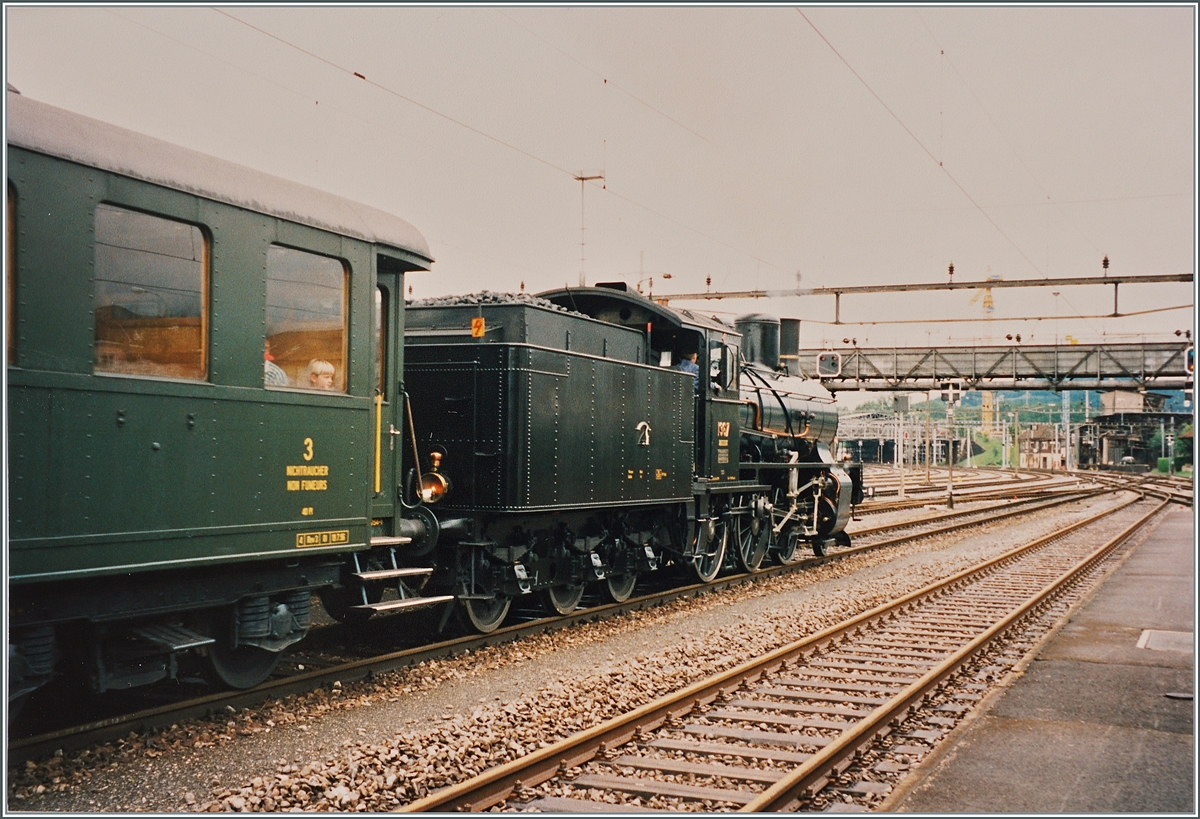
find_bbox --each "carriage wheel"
[318,585,376,626]
[202,609,281,689]
[604,572,639,603]
[691,518,728,583]
[461,596,511,633]
[732,494,770,573]
[544,582,586,615]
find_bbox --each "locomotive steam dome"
[735,313,781,371]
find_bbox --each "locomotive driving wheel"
[461,596,511,633]
[604,572,639,603]
[731,493,771,573]
[544,582,586,615]
[691,516,728,583]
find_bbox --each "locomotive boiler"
[403,284,861,631]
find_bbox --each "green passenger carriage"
[6,88,442,700]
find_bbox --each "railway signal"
[939,381,961,406]
[817,351,842,378]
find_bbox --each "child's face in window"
[310,371,334,390]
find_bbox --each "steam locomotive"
[399,285,862,632]
[6,88,860,711]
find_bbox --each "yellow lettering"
[286,464,329,476]
[301,507,314,516]
[295,530,350,548]
[287,480,301,491]
[300,479,327,491]
[303,438,314,461]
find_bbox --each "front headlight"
[419,471,451,504]
[419,450,451,503]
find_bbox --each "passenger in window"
[264,340,289,386]
[306,359,336,391]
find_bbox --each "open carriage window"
[93,204,208,380]
[7,181,15,366]
[265,245,347,392]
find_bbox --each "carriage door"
[371,268,405,531]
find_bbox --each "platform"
[888,505,1194,814]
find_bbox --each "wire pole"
[575,173,604,286]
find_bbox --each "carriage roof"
[6,89,432,267]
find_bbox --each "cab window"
[265,245,347,392]
[709,340,738,392]
[93,204,208,380]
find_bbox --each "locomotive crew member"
[679,350,700,393]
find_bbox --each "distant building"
[1077,410,1191,471]
[1018,424,1065,470]
[1100,391,1168,413]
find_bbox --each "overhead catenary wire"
[914,10,1104,256]
[497,10,708,143]
[797,9,1047,278]
[212,8,780,276]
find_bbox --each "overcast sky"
[5,5,1195,350]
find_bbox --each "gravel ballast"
[6,491,1145,812]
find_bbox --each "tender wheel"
[691,518,728,583]
[461,596,511,633]
[544,582,586,615]
[774,527,803,565]
[604,572,639,603]
[732,495,770,573]
[202,611,281,689]
[811,537,828,558]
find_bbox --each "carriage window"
[375,285,388,397]
[94,204,208,379]
[265,245,347,392]
[7,182,15,365]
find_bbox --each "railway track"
[399,495,1165,812]
[4,483,1133,764]
[857,469,1071,507]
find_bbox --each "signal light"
[816,352,842,378]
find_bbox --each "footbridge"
[788,341,1193,392]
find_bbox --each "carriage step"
[129,623,216,652]
[353,567,434,582]
[352,595,455,613]
[370,535,413,547]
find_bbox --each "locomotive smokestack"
[735,314,781,371]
